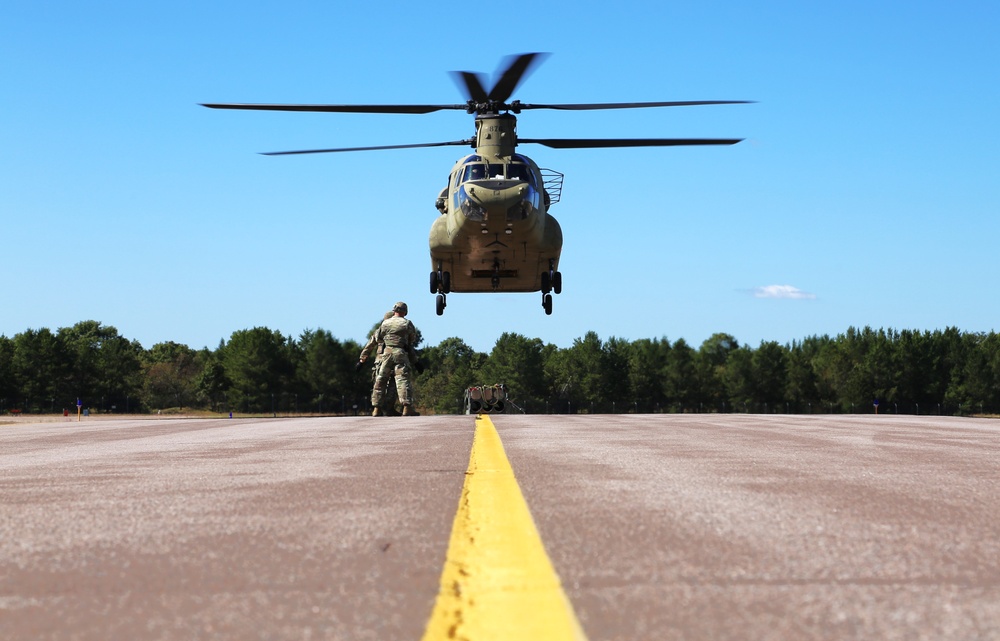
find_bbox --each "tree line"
[2,321,998,416]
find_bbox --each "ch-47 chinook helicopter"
[202,53,749,315]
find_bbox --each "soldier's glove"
[414,360,425,374]
[354,360,365,373]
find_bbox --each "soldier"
[357,311,399,414]
[370,301,421,416]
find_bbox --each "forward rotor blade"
[488,52,549,102]
[201,102,467,114]
[451,71,489,102]
[515,100,753,111]
[518,138,744,149]
[262,139,475,156]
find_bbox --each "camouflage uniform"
[371,304,419,412]
[360,312,398,412]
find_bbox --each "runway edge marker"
[421,415,588,641]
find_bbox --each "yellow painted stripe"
[421,415,588,641]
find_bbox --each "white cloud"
[751,285,816,300]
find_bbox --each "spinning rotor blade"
[452,71,489,102]
[262,139,474,156]
[488,53,548,102]
[201,102,467,114]
[204,55,750,157]
[514,100,753,111]
[519,138,744,149]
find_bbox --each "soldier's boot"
[372,407,382,417]
[402,404,419,416]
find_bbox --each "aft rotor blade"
[515,100,753,111]
[519,138,744,149]
[451,71,489,102]
[262,139,475,156]
[488,52,549,102]
[201,102,467,114]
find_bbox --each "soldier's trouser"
[371,348,413,407]
[370,358,398,407]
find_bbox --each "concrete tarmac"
[2,414,999,640]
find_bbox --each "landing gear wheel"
[553,271,562,295]
[436,293,446,316]
[430,271,439,295]
[540,270,551,294]
[441,271,451,294]
[542,293,553,315]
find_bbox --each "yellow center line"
[421,415,588,641]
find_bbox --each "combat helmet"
[393,301,408,316]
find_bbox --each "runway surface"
[2,414,999,640]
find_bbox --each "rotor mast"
[474,113,518,158]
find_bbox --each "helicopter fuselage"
[430,150,562,293]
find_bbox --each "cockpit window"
[461,163,488,182]
[507,164,532,182]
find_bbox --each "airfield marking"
[421,415,587,641]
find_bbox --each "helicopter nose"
[466,182,528,209]
[458,181,538,226]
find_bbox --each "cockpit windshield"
[459,156,535,185]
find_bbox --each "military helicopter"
[202,53,748,315]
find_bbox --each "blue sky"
[4,1,998,354]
